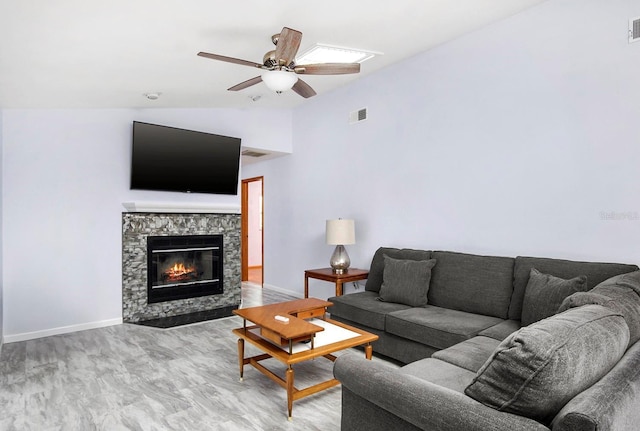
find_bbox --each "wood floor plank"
[0,285,396,429]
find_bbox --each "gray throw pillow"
[521,268,587,326]
[377,256,436,307]
[365,247,432,293]
[465,304,630,424]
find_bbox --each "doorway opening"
[241,176,264,286]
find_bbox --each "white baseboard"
[3,285,302,344]
[4,317,123,343]
[263,283,304,298]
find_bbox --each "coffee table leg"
[286,366,294,420]
[365,343,373,360]
[238,338,245,381]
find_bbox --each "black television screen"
[130,121,241,195]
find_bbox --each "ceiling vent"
[242,150,268,158]
[630,16,640,43]
[349,107,368,124]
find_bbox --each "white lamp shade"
[326,219,355,245]
[261,70,298,92]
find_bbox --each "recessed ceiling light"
[296,44,382,65]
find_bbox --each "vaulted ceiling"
[0,0,547,109]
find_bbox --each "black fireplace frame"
[146,234,223,304]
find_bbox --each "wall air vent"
[241,150,268,158]
[349,107,368,124]
[630,16,640,43]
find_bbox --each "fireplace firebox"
[147,235,223,303]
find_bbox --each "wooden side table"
[304,268,369,298]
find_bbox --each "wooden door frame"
[241,176,264,284]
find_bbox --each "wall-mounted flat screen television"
[130,121,241,195]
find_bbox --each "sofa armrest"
[334,354,549,431]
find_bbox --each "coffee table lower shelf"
[233,318,377,420]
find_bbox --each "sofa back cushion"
[465,305,630,425]
[364,247,432,293]
[559,270,640,346]
[428,251,514,319]
[509,256,638,320]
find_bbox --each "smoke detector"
[143,92,161,100]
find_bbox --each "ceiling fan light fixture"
[261,70,298,92]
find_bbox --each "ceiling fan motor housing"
[263,50,277,68]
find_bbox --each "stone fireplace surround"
[122,209,241,326]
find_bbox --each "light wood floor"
[0,285,390,430]
[247,266,262,285]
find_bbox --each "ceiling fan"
[197,27,361,98]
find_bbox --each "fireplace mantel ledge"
[122,201,240,214]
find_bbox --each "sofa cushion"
[399,358,477,393]
[521,268,588,326]
[377,256,436,307]
[559,270,640,346]
[509,256,638,320]
[465,305,630,424]
[365,247,432,293]
[611,269,640,295]
[551,339,640,431]
[477,320,521,341]
[328,291,412,331]
[432,336,502,372]
[428,251,514,319]
[385,306,503,350]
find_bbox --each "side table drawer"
[295,308,325,320]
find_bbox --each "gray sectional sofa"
[329,247,640,430]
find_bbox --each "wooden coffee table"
[232,298,378,420]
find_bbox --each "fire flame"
[165,262,196,280]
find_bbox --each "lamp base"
[330,245,351,275]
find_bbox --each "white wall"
[4,0,640,336]
[243,0,640,298]
[2,108,291,339]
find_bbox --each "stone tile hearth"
[122,212,241,323]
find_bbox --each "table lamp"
[326,219,355,274]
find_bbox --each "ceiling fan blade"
[274,27,302,66]
[228,76,263,91]
[197,52,263,69]
[292,78,317,98]
[294,63,361,75]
